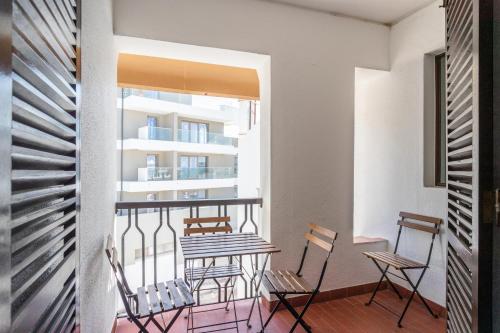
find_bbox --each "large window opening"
[434,53,446,187]
[113,38,270,307]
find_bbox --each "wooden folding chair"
[183,216,243,332]
[259,224,338,333]
[105,235,194,333]
[363,212,442,327]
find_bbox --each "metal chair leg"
[164,308,184,332]
[276,293,311,332]
[397,269,438,327]
[259,298,282,332]
[289,293,316,333]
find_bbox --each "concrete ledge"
[353,236,387,245]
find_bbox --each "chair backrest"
[297,223,338,291]
[183,216,232,236]
[394,212,442,264]
[105,235,136,318]
[304,223,338,253]
[397,211,442,235]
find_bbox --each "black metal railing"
[115,198,263,304]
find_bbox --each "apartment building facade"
[117,88,246,203]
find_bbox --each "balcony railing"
[138,126,173,141]
[114,198,262,305]
[177,129,237,146]
[177,167,236,180]
[137,167,174,181]
[136,126,237,146]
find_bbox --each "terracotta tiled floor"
[116,290,446,333]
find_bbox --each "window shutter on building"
[0,0,80,331]
[446,0,494,332]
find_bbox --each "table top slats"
[180,238,267,249]
[180,232,257,240]
[180,233,280,260]
[157,282,173,311]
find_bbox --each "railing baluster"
[135,208,146,287]
[250,203,258,234]
[239,204,248,232]
[165,207,177,279]
[121,209,132,272]
[153,207,163,285]
[115,198,263,302]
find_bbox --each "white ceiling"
[265,0,437,25]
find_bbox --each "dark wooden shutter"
[0,0,80,331]
[446,0,494,332]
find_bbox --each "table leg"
[246,253,270,330]
[187,258,215,332]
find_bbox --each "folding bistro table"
[180,232,281,332]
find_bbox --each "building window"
[180,121,208,143]
[179,156,208,179]
[435,53,446,187]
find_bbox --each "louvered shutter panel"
[446,0,492,332]
[1,0,80,331]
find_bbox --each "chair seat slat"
[175,279,195,306]
[264,270,287,293]
[276,270,300,292]
[363,251,426,270]
[147,284,162,314]
[185,264,242,280]
[157,282,174,311]
[136,287,150,317]
[285,270,312,293]
[166,280,184,308]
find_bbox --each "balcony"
[124,166,237,192]
[114,198,262,299]
[113,198,446,333]
[177,167,236,180]
[138,126,173,141]
[177,129,237,146]
[137,167,173,181]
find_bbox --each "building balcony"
[123,126,238,155]
[138,126,173,141]
[137,167,173,181]
[138,126,237,147]
[177,129,237,146]
[177,167,236,180]
[119,94,239,124]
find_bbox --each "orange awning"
[117,53,259,100]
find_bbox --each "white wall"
[354,1,447,305]
[79,0,117,331]
[114,0,391,292]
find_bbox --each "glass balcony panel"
[177,129,236,146]
[145,167,173,181]
[177,167,236,180]
[148,127,172,141]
